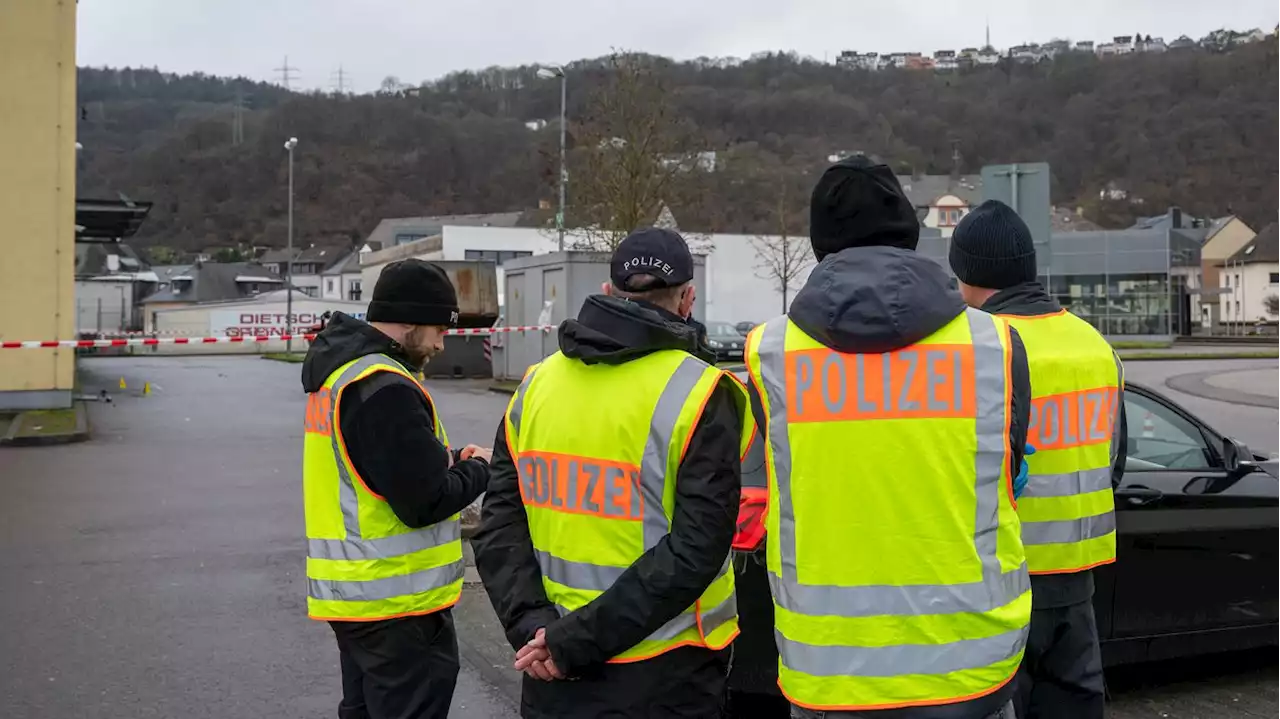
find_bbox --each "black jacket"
[471,295,743,718]
[746,246,1031,719]
[981,282,1130,610]
[300,313,490,531]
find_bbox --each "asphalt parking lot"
[0,354,1274,718]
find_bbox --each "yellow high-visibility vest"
[303,354,464,621]
[999,310,1123,575]
[505,349,751,663]
[745,308,1031,711]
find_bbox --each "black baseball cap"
[610,227,694,290]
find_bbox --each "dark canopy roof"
[75,198,153,242]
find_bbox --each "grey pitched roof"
[151,264,192,283]
[895,174,984,207]
[140,261,284,304]
[295,245,349,268]
[1226,223,1278,264]
[258,248,297,264]
[321,248,363,275]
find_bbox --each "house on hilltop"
[896,174,983,238]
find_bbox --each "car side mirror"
[1223,437,1256,475]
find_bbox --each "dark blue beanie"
[948,200,1038,289]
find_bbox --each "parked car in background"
[723,368,1279,717]
[735,321,758,336]
[704,321,748,361]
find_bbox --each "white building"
[356,222,820,325]
[1219,223,1279,326]
[321,243,377,301]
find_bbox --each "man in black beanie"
[950,200,1127,719]
[300,259,492,719]
[740,158,1032,719]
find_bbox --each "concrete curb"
[1119,352,1279,362]
[0,402,91,447]
[1164,369,1277,409]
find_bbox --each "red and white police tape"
[0,325,556,349]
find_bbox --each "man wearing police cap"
[473,227,754,718]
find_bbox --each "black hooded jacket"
[300,312,490,531]
[747,246,1031,719]
[981,282,1130,610]
[471,295,743,718]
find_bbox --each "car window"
[1123,390,1217,471]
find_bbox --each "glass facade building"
[918,228,1199,339]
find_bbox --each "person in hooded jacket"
[300,259,492,719]
[949,201,1128,719]
[471,227,751,719]
[741,157,1032,719]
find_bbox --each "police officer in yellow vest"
[949,201,1126,719]
[472,228,752,718]
[744,157,1034,719]
[301,259,493,719]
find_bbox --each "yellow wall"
[0,0,77,408]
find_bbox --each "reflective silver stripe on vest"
[507,367,539,439]
[552,560,735,642]
[700,588,737,638]
[755,309,1029,622]
[309,522,461,562]
[1022,466,1113,499]
[1022,511,1116,546]
[639,357,713,549]
[313,354,453,555]
[775,626,1028,678]
[534,549,628,590]
[308,559,465,602]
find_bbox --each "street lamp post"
[284,137,298,352]
[537,66,567,251]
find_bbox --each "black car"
[724,370,1279,712]
[704,321,749,362]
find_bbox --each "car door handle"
[1116,485,1164,507]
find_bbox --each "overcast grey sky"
[78,0,1277,91]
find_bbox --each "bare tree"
[1264,293,1278,317]
[750,176,813,313]
[567,52,710,251]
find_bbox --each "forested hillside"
[75,42,1278,254]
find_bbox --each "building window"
[349,280,362,302]
[465,249,534,264]
[1270,272,1279,284]
[327,279,335,293]
[394,232,430,246]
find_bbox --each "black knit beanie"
[366,259,460,326]
[809,156,920,261]
[949,200,1038,289]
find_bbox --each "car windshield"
[707,322,741,337]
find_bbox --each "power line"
[274,55,299,90]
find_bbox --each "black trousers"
[1012,601,1105,719]
[520,646,729,718]
[329,610,460,719]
